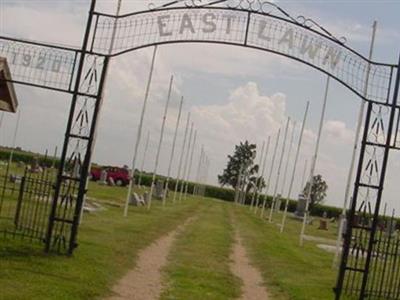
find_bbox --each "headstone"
[318,219,328,230]
[30,157,41,173]
[99,169,108,185]
[108,177,115,186]
[294,194,307,217]
[143,192,150,204]
[322,211,328,219]
[275,194,282,211]
[9,174,21,184]
[153,180,164,200]
[129,192,145,206]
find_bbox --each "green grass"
[0,179,354,300]
[0,191,200,300]
[161,199,241,300]
[232,205,340,300]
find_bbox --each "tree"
[218,141,265,193]
[303,174,328,209]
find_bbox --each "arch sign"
[0,1,399,299]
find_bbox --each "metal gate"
[0,3,399,286]
[335,58,400,299]
[0,159,79,253]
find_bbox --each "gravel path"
[231,232,269,300]
[105,218,193,300]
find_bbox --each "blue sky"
[0,0,399,212]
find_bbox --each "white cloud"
[191,82,286,145]
[324,120,354,145]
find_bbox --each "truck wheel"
[116,179,123,186]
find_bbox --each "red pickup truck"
[90,166,130,186]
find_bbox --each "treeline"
[0,147,60,168]
[136,172,343,219]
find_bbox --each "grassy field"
[0,176,349,300]
[161,200,241,300]
[233,206,339,300]
[0,187,200,300]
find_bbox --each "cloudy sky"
[0,0,400,212]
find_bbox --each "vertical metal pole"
[260,128,281,217]
[279,121,296,204]
[179,122,194,202]
[335,102,373,300]
[184,130,197,200]
[203,156,209,196]
[45,0,98,253]
[280,101,309,233]
[333,21,378,268]
[269,117,290,222]
[173,112,190,203]
[81,0,122,226]
[193,145,204,195]
[250,140,265,210]
[124,45,158,216]
[163,96,184,205]
[301,159,308,190]
[254,136,270,212]
[67,0,122,251]
[201,152,206,196]
[148,75,174,209]
[201,156,209,197]
[300,76,330,246]
[137,130,150,188]
[71,56,111,253]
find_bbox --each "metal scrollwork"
[184,0,207,7]
[296,16,347,44]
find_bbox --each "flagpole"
[300,76,330,246]
[184,130,197,200]
[137,130,150,188]
[269,117,290,222]
[280,121,296,198]
[301,159,308,189]
[148,75,174,209]
[173,112,191,203]
[163,96,184,206]
[333,20,378,267]
[254,136,270,212]
[260,128,281,218]
[179,122,194,202]
[193,145,204,195]
[124,45,158,216]
[250,140,265,210]
[280,101,309,233]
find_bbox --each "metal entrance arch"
[0,0,399,298]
